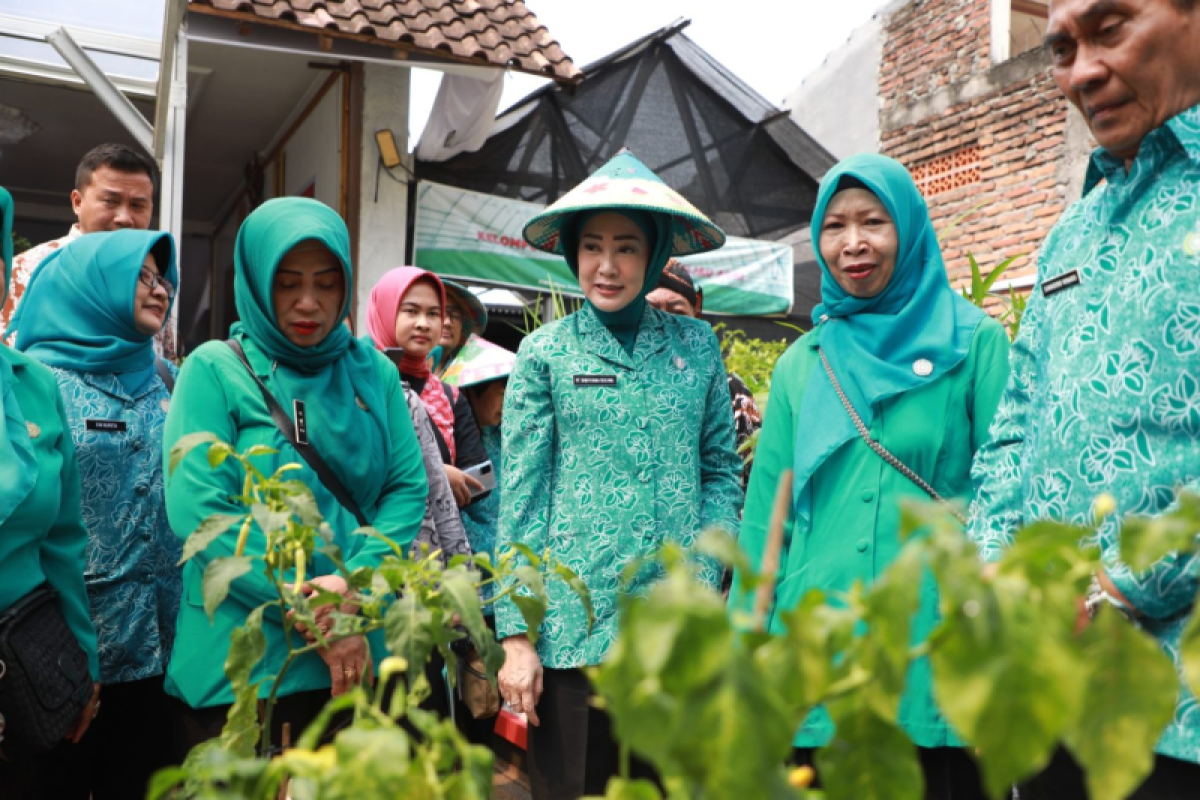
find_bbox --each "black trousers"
[0,674,177,800]
[527,668,659,800]
[172,687,349,761]
[793,745,987,800]
[1020,746,1200,800]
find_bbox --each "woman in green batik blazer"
[495,151,744,799]
[0,188,100,796]
[162,198,427,755]
[731,155,1010,798]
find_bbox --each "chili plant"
[150,433,591,799]
[587,478,1200,800]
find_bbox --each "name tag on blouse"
[574,375,617,387]
[86,419,127,433]
[1042,270,1081,297]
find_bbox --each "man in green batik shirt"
[968,1,1200,796]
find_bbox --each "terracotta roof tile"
[189,0,582,82]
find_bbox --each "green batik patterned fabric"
[969,104,1200,763]
[494,302,743,668]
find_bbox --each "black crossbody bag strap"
[155,358,175,394]
[225,339,369,528]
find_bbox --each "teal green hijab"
[793,154,986,517]
[0,187,37,528]
[12,229,176,393]
[559,208,672,355]
[232,197,391,513]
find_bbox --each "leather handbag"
[0,585,93,760]
[456,646,500,719]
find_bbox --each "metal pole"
[158,22,187,245]
[45,27,155,156]
[158,20,188,355]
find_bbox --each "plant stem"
[753,471,794,632]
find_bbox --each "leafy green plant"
[12,231,32,254]
[961,253,1027,341]
[152,434,591,799]
[713,324,789,402]
[587,478,1200,800]
[936,200,1029,342]
[512,279,583,335]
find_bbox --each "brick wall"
[878,0,1080,292]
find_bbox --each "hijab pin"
[674,356,687,370]
[26,421,40,439]
[913,359,933,377]
[355,396,368,411]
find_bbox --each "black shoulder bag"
[0,587,94,760]
[225,340,369,528]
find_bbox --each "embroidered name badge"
[293,400,309,445]
[1042,270,1081,297]
[573,375,617,387]
[86,419,127,433]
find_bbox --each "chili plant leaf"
[202,555,254,620]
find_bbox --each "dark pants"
[528,668,659,800]
[172,687,348,761]
[793,745,987,800]
[0,674,177,800]
[1020,746,1200,800]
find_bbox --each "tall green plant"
[961,253,1027,341]
[588,484,1200,800]
[512,279,583,335]
[152,435,591,799]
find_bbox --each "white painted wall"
[354,62,411,333]
[783,13,885,161]
[270,80,343,211]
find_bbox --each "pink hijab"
[366,267,457,461]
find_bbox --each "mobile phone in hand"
[463,460,496,501]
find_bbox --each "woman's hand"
[319,634,374,697]
[291,574,355,642]
[444,465,484,508]
[65,683,101,743]
[498,635,543,726]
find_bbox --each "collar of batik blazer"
[575,302,669,370]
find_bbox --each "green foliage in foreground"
[151,434,590,799]
[586,492,1200,800]
[151,434,1200,800]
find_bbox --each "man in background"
[3,143,157,340]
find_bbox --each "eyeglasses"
[445,309,463,324]
[138,267,175,300]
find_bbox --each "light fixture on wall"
[375,129,402,168]
[374,128,414,201]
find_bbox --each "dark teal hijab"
[793,154,986,517]
[232,197,391,513]
[12,229,176,393]
[0,187,37,528]
[559,208,672,355]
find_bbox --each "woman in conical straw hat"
[493,150,744,798]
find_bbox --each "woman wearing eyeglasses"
[9,229,182,799]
